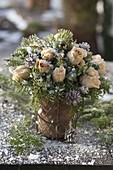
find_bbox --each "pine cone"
[66,90,82,106]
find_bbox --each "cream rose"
[41,48,56,60]
[87,67,99,77]
[52,65,66,82]
[80,75,101,89]
[80,67,101,88]
[78,59,85,68]
[35,59,51,73]
[12,65,30,81]
[91,54,106,75]
[67,47,87,66]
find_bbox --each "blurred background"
[0,0,113,73]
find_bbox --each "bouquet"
[7,29,110,111]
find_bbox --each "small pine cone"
[66,90,82,106]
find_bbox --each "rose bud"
[87,67,99,77]
[52,65,66,82]
[35,59,51,73]
[67,47,87,66]
[41,48,56,60]
[12,65,30,81]
[80,67,101,89]
[78,59,85,68]
[80,74,101,89]
[91,54,106,75]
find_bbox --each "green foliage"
[0,73,44,154]
[0,73,31,113]
[44,29,74,52]
[79,109,102,123]
[9,116,44,155]
[21,34,44,48]
[79,99,113,123]
[77,99,113,146]
[6,34,44,67]
[100,77,112,94]
[6,58,24,67]
[96,129,113,146]
[0,73,11,90]
[87,77,111,101]
[91,116,110,129]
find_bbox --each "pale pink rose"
[67,47,87,66]
[41,48,56,60]
[91,54,106,75]
[12,65,30,81]
[52,66,66,82]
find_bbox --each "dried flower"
[35,60,51,73]
[66,90,82,106]
[12,65,30,81]
[80,75,101,89]
[78,59,85,68]
[80,67,101,89]
[52,65,66,82]
[91,54,106,75]
[87,67,99,77]
[67,47,87,66]
[41,48,56,60]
